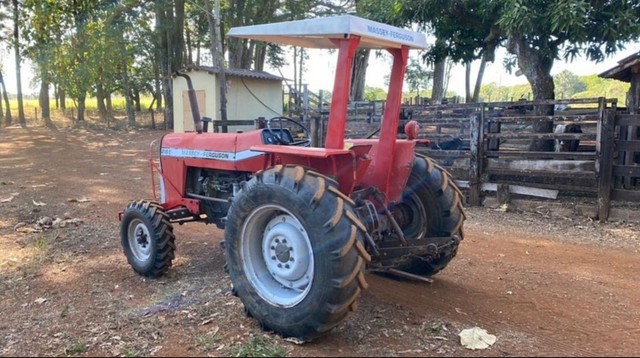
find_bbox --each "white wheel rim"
[128,219,152,262]
[241,204,314,308]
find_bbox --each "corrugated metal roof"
[598,52,640,82]
[183,65,284,82]
[227,15,429,50]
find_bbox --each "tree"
[0,68,9,126]
[554,70,587,99]
[500,0,640,150]
[501,0,640,101]
[398,1,503,104]
[156,0,187,129]
[399,0,640,150]
[11,0,25,126]
[405,60,432,99]
[23,0,67,126]
[0,3,8,125]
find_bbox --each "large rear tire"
[224,165,370,341]
[390,154,465,276]
[120,200,176,278]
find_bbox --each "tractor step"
[166,207,198,222]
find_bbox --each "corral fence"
[382,97,639,221]
[248,96,638,221]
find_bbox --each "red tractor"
[119,15,464,341]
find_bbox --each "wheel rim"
[241,204,314,308]
[394,190,427,240]
[128,219,152,262]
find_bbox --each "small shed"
[172,66,283,133]
[599,52,640,113]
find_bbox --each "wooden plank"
[611,189,640,201]
[484,150,596,160]
[490,115,598,123]
[455,181,559,199]
[615,140,640,152]
[485,98,602,107]
[614,114,640,126]
[613,165,640,177]
[419,149,470,157]
[487,158,595,172]
[596,103,615,221]
[421,134,470,140]
[489,179,597,193]
[414,115,473,121]
[485,133,596,140]
[485,168,595,179]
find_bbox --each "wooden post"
[497,184,511,206]
[623,69,640,187]
[310,90,323,147]
[468,107,483,206]
[596,98,614,222]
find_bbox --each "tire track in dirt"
[367,227,640,356]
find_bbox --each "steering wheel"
[266,116,310,145]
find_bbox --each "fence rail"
[334,97,638,221]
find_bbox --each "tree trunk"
[59,88,66,110]
[156,0,174,129]
[431,59,446,103]
[0,73,11,126]
[465,62,472,103]
[253,42,267,71]
[186,25,193,65]
[350,49,370,102]
[174,0,186,70]
[96,82,108,121]
[77,95,86,122]
[120,35,135,126]
[133,88,141,112]
[472,54,487,102]
[53,83,59,109]
[196,43,200,66]
[205,0,228,131]
[13,0,25,126]
[293,47,298,94]
[508,35,555,151]
[106,93,113,114]
[39,78,51,125]
[298,47,304,90]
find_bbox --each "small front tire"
[120,200,176,277]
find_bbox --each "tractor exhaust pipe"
[175,71,203,134]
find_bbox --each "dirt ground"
[1,121,639,357]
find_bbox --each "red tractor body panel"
[347,139,415,202]
[157,132,377,210]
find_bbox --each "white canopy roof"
[227,15,428,50]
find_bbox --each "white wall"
[172,71,282,133]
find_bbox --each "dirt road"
[1,125,638,357]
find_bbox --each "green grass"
[195,331,222,351]
[229,336,287,357]
[121,346,142,357]
[66,341,87,355]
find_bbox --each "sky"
[1,41,638,98]
[269,44,640,97]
